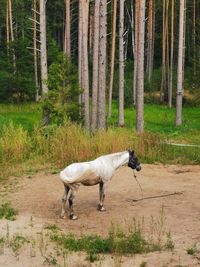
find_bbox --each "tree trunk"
[33,0,39,101]
[89,2,94,57]
[108,0,117,118]
[136,0,145,133]
[168,0,174,108]
[147,0,153,81]
[193,0,196,76]
[133,0,139,105]
[8,0,16,72]
[64,0,71,57]
[91,0,100,132]
[40,0,48,95]
[98,0,107,129]
[6,0,10,46]
[118,0,124,127]
[176,0,185,126]
[182,0,186,92]
[82,0,90,130]
[78,0,83,108]
[130,0,135,58]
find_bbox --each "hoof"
[69,214,78,220]
[98,205,106,212]
[60,214,67,219]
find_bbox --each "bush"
[42,54,81,125]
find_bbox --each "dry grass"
[0,122,199,180]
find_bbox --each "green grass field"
[0,102,199,144]
[0,103,42,133]
[108,102,200,144]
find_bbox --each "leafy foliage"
[42,55,81,124]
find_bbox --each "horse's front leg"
[98,181,106,212]
[60,184,70,219]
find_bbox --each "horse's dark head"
[128,150,141,171]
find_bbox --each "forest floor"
[0,164,200,267]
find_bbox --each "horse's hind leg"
[98,181,106,212]
[60,184,70,219]
[68,187,78,220]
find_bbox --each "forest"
[0,0,199,133]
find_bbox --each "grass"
[0,102,200,180]
[0,203,17,221]
[0,103,41,132]
[186,244,198,255]
[48,213,174,262]
[108,101,200,144]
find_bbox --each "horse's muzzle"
[136,165,141,171]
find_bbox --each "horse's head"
[128,150,141,171]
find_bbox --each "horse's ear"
[131,150,135,155]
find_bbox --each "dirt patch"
[0,164,200,266]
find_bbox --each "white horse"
[59,150,141,220]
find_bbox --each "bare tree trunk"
[182,0,186,93]
[33,0,39,101]
[136,0,145,133]
[118,0,124,127]
[82,0,90,130]
[168,0,174,108]
[108,0,117,118]
[130,0,135,57]
[78,1,83,109]
[6,0,10,49]
[133,0,139,105]
[147,0,153,81]
[40,0,48,95]
[98,0,107,129]
[89,2,94,57]
[151,0,155,79]
[8,0,16,72]
[193,0,196,76]
[91,0,100,132]
[64,0,71,57]
[176,0,185,126]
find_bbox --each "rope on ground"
[132,170,144,201]
[127,191,184,204]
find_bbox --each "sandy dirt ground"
[0,164,200,267]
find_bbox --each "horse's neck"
[111,152,129,170]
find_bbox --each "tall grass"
[0,122,31,163]
[0,121,199,180]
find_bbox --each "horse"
[59,150,141,220]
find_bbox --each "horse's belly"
[81,176,100,186]
[74,170,100,186]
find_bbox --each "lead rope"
[132,170,144,201]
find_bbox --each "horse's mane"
[101,151,127,159]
